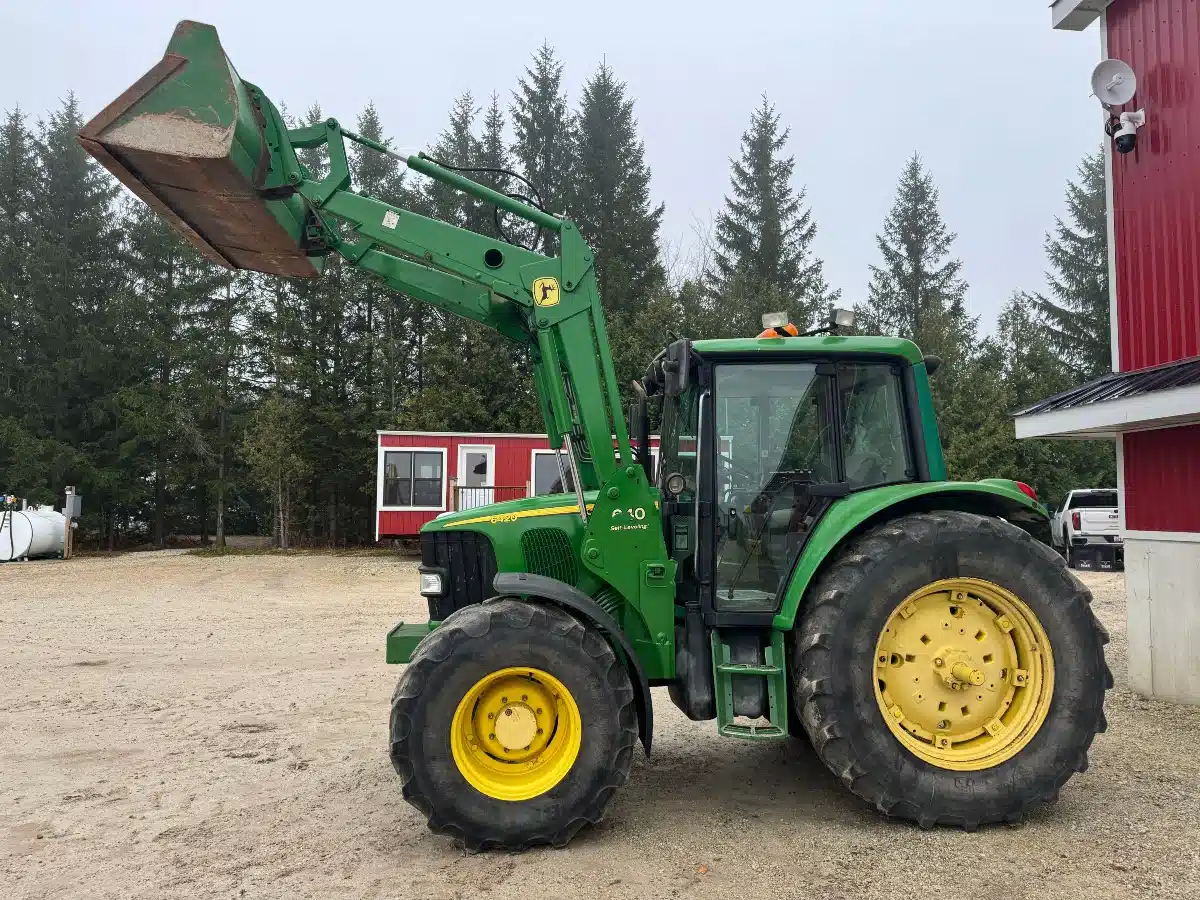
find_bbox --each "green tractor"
[83,21,1111,851]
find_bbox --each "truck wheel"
[1060,532,1080,566]
[792,510,1111,829]
[390,598,637,850]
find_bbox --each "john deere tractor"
[83,21,1111,851]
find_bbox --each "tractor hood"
[423,492,598,533]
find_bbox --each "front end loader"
[82,20,1111,851]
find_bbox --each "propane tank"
[0,505,66,561]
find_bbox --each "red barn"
[1016,0,1200,703]
[375,431,660,539]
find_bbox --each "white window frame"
[456,444,496,488]
[528,446,660,497]
[529,448,571,497]
[377,445,448,513]
[456,443,497,509]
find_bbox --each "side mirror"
[662,339,691,397]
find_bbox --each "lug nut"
[505,708,513,716]
[933,658,944,667]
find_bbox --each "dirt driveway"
[1,552,1198,899]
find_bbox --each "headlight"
[419,572,443,596]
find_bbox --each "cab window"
[839,364,912,489]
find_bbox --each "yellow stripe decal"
[444,504,595,528]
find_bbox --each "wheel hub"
[450,667,581,800]
[494,703,538,751]
[873,578,1054,771]
[932,648,987,691]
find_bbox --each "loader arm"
[77,20,637,494]
[77,20,677,678]
[286,116,637,492]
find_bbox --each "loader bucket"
[79,20,320,278]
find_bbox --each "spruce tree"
[349,102,407,424]
[511,43,575,222]
[707,96,837,332]
[409,94,540,435]
[122,201,228,545]
[425,92,480,225]
[24,96,125,521]
[997,293,1115,505]
[0,107,41,497]
[859,153,973,362]
[572,62,665,317]
[859,154,979,475]
[0,108,35,421]
[1028,150,1109,380]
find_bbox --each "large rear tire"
[792,510,1111,829]
[390,599,637,850]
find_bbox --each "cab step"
[711,629,789,741]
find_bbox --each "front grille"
[421,531,497,620]
[521,528,577,585]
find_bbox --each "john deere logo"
[532,277,560,307]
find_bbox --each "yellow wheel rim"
[873,577,1054,771]
[450,667,581,801]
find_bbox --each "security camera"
[1106,109,1145,154]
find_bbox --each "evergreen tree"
[122,200,231,545]
[473,93,512,231]
[859,154,979,475]
[23,96,126,534]
[996,293,1115,506]
[511,43,575,228]
[349,101,408,425]
[0,108,35,424]
[408,94,541,436]
[1027,150,1109,380]
[859,153,973,360]
[425,92,480,225]
[0,107,43,497]
[707,96,837,332]
[571,62,665,317]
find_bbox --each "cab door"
[702,360,841,622]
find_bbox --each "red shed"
[1016,0,1200,703]
[376,431,660,539]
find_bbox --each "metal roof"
[1014,356,1200,417]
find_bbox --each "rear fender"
[491,572,654,755]
[774,481,1048,631]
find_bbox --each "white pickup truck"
[1050,488,1123,569]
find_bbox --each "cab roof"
[690,334,925,364]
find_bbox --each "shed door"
[457,444,495,510]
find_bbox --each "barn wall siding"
[1107,0,1200,371]
[1123,424,1200,531]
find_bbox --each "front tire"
[390,599,637,850]
[792,510,1111,829]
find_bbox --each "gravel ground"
[1,552,1198,900]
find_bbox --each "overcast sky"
[3,1,1102,333]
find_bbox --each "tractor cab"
[650,318,937,626]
